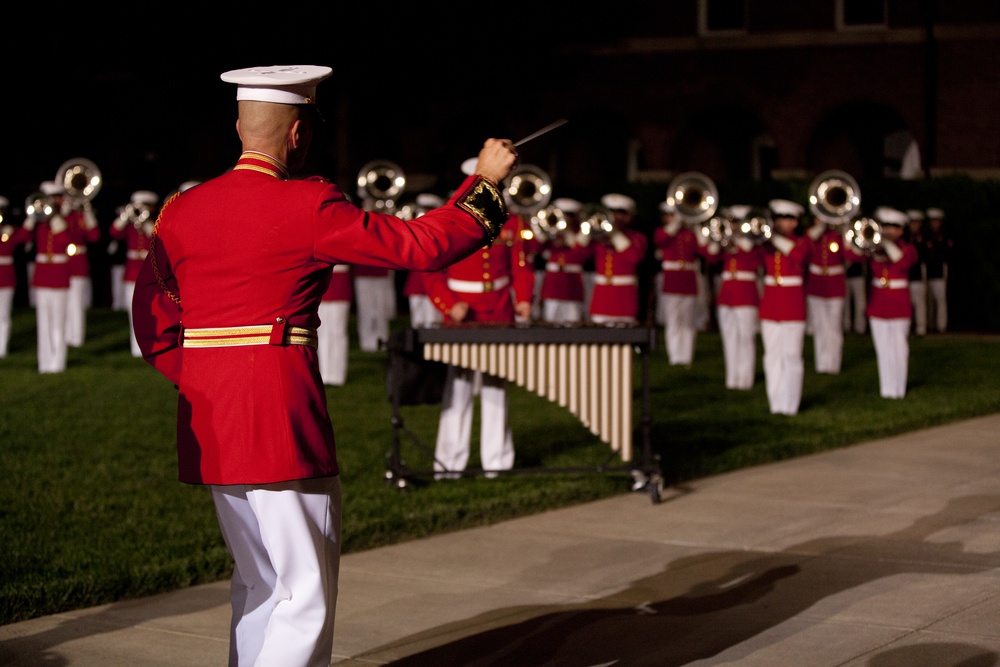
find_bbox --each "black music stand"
[384,325,665,504]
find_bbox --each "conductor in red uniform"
[131,65,518,667]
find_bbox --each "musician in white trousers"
[805,216,847,373]
[352,263,395,352]
[317,264,352,386]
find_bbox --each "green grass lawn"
[1,306,998,625]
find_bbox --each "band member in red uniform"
[24,180,73,373]
[317,263,353,386]
[539,197,592,324]
[0,195,31,357]
[653,199,709,366]
[759,199,810,415]
[804,213,847,373]
[845,206,919,398]
[62,192,101,348]
[705,205,765,390]
[401,194,445,328]
[587,193,648,324]
[424,158,535,479]
[131,65,518,667]
[110,190,158,357]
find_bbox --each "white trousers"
[66,275,91,348]
[0,287,13,357]
[211,476,342,667]
[35,287,68,373]
[532,269,545,320]
[844,276,867,334]
[660,293,697,366]
[110,264,127,311]
[807,296,845,374]
[695,271,711,331]
[123,281,141,357]
[317,301,350,386]
[909,281,927,336]
[761,319,805,415]
[870,317,910,399]
[353,276,395,352]
[928,278,947,332]
[653,273,665,326]
[434,366,514,476]
[408,294,442,328]
[542,298,583,324]
[717,305,758,390]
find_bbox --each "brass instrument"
[698,211,735,247]
[124,202,154,229]
[843,216,882,254]
[528,203,570,244]
[732,206,774,245]
[25,191,53,219]
[666,171,719,226]
[356,160,406,212]
[395,201,428,222]
[504,164,552,217]
[56,157,102,203]
[579,203,615,242]
[808,170,861,224]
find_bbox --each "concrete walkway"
[3,413,1000,666]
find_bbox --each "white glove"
[770,234,795,255]
[880,238,903,263]
[49,215,67,235]
[83,201,98,230]
[695,228,710,247]
[575,231,591,247]
[807,220,825,241]
[736,236,754,253]
[112,211,129,231]
[22,214,37,231]
[664,218,682,236]
[706,241,720,256]
[610,231,631,253]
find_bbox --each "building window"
[836,0,887,30]
[699,0,747,35]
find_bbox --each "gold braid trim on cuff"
[149,191,182,306]
[456,176,508,246]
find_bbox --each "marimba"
[385,323,664,502]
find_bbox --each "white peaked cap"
[460,157,478,177]
[221,65,333,105]
[552,197,583,214]
[416,193,444,208]
[727,205,752,220]
[601,193,636,213]
[926,207,945,219]
[906,209,924,220]
[769,199,804,218]
[0,196,9,208]
[179,180,201,193]
[875,206,908,226]
[131,190,160,205]
[40,180,65,196]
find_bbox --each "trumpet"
[731,206,775,245]
[528,204,570,244]
[356,160,406,212]
[808,170,860,225]
[843,216,882,254]
[25,191,54,219]
[579,203,615,242]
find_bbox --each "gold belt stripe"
[183,325,317,348]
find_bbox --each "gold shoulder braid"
[149,191,182,306]
[455,176,508,246]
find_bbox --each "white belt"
[593,274,637,286]
[127,249,148,260]
[36,254,69,264]
[0,256,12,266]
[72,246,88,255]
[545,262,582,273]
[722,270,756,281]
[873,278,908,289]
[764,275,803,286]
[447,275,510,293]
[809,264,844,275]
[332,264,350,273]
[661,260,698,271]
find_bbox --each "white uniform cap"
[460,157,478,177]
[926,207,945,220]
[179,180,201,193]
[601,193,636,213]
[40,180,65,196]
[875,206,908,227]
[131,190,160,205]
[220,65,333,105]
[906,209,924,220]
[727,205,752,220]
[415,193,444,208]
[552,197,583,214]
[769,199,804,218]
[0,196,8,209]
[658,200,676,214]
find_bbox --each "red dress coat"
[652,224,702,295]
[805,229,847,299]
[109,222,152,282]
[65,209,101,279]
[424,214,535,323]
[539,236,593,302]
[131,152,500,485]
[322,263,353,302]
[759,234,810,322]
[30,220,73,289]
[845,240,918,319]
[710,244,764,307]
[588,229,649,320]
[0,225,31,288]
